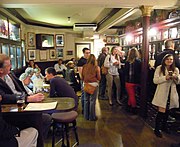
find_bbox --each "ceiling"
[0,0,179,34]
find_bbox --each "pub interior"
[0,0,180,147]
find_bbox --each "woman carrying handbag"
[82,54,101,121]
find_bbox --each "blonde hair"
[127,47,139,63]
[87,54,97,66]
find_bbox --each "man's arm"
[77,67,83,79]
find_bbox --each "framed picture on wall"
[56,47,63,58]
[49,49,56,59]
[28,49,36,60]
[67,50,73,55]
[56,34,64,46]
[27,32,35,47]
[39,50,47,61]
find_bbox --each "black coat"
[154,49,180,69]
[124,59,141,84]
[0,104,19,147]
[0,72,28,104]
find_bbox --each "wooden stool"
[52,111,79,147]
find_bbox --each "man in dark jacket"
[0,54,52,139]
[154,39,180,69]
[0,96,38,147]
[97,47,109,99]
[45,67,78,111]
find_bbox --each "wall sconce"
[68,17,71,23]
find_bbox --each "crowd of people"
[0,38,180,146]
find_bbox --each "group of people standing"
[77,45,142,121]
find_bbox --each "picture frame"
[27,32,35,47]
[67,50,73,55]
[56,47,63,58]
[39,50,47,61]
[106,36,112,43]
[28,49,36,60]
[55,34,64,46]
[49,49,56,59]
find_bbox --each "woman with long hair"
[104,46,121,106]
[124,47,141,114]
[82,54,101,121]
[152,54,180,138]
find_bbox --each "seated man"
[0,54,44,104]
[45,67,78,110]
[65,61,81,93]
[0,54,52,139]
[0,96,38,147]
[54,59,67,77]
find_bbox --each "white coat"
[152,65,180,109]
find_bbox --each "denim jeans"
[81,81,85,112]
[84,87,98,120]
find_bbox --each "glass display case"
[9,19,20,41]
[2,44,9,55]
[10,45,17,70]
[17,46,22,68]
[0,14,8,39]
[0,12,25,70]
[22,41,26,67]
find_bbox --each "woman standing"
[104,46,121,105]
[82,54,101,121]
[152,54,180,138]
[124,47,141,114]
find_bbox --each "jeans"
[84,87,98,120]
[81,81,85,113]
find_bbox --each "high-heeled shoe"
[117,99,123,105]
[109,100,113,106]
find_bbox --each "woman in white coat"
[152,54,180,138]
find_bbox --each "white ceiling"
[0,0,179,33]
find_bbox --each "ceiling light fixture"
[68,17,71,23]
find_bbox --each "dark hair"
[45,67,57,76]
[82,47,90,53]
[161,54,175,75]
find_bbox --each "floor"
[44,99,180,147]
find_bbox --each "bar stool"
[52,111,79,147]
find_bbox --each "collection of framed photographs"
[27,33,65,61]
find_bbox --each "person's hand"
[27,93,45,102]
[172,74,178,81]
[166,75,172,80]
[113,61,119,66]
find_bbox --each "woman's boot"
[154,112,164,138]
[162,111,171,134]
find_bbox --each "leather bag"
[101,65,108,75]
[84,83,96,95]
